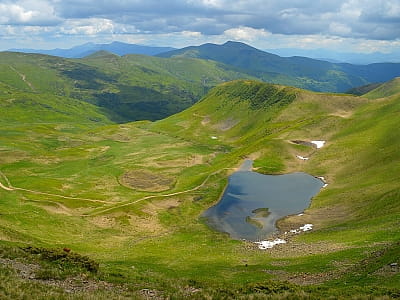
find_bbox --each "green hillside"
[159,41,400,92]
[0,51,254,123]
[363,77,400,99]
[345,82,383,95]
[1,79,399,299]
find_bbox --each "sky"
[0,0,399,54]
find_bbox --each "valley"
[0,48,399,299]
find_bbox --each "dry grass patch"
[214,117,239,131]
[120,170,174,192]
[277,204,351,233]
[142,198,181,216]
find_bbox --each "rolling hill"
[159,41,400,92]
[1,75,399,298]
[0,51,254,122]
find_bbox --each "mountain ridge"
[158,41,400,92]
[8,41,176,58]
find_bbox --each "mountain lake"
[203,160,324,241]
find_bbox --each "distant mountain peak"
[222,41,254,48]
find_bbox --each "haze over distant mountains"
[265,48,400,65]
[9,41,176,58]
[8,40,400,65]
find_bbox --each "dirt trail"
[87,168,227,216]
[0,170,114,204]
[0,181,13,191]
[9,66,35,91]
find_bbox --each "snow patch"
[311,140,325,148]
[300,224,313,231]
[286,223,314,235]
[317,176,328,188]
[296,155,309,160]
[255,238,286,250]
[255,224,314,250]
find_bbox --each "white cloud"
[0,3,36,23]
[329,22,352,35]
[0,0,399,54]
[60,19,116,35]
[0,1,59,25]
[223,26,270,41]
[181,31,202,38]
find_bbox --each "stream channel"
[203,160,324,241]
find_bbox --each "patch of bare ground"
[142,198,181,216]
[90,206,170,234]
[330,110,353,118]
[1,258,121,294]
[201,115,210,125]
[373,263,400,278]
[214,117,239,131]
[88,216,117,228]
[276,204,351,234]
[128,214,166,234]
[120,170,175,192]
[0,258,40,279]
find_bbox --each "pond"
[202,160,324,241]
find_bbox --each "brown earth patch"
[201,116,210,125]
[89,216,117,228]
[1,258,121,294]
[373,263,400,277]
[120,170,175,192]
[142,198,181,216]
[215,117,239,131]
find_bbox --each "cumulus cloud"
[0,0,60,25]
[0,0,399,51]
[224,26,270,41]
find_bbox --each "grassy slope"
[0,51,254,123]
[363,77,400,99]
[1,79,400,298]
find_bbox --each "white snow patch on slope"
[311,140,325,148]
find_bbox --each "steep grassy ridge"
[1,79,399,298]
[363,77,400,99]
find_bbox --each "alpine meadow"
[1,40,400,300]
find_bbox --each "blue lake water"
[203,161,324,241]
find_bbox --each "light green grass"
[1,79,400,298]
